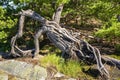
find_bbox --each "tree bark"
[52,4,64,24]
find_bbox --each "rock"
[33,54,44,60]
[0,74,8,80]
[0,60,47,80]
[54,72,65,77]
[68,78,76,80]
[53,72,76,80]
[29,65,47,80]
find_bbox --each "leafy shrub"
[95,17,120,41]
[0,6,17,51]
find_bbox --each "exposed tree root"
[10,4,120,80]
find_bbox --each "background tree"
[0,1,17,51]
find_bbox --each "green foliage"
[40,54,92,78]
[56,0,70,5]
[95,17,120,40]
[95,16,120,51]
[56,0,120,28]
[58,59,83,77]
[88,1,115,20]
[40,54,62,67]
[109,54,120,60]
[115,44,120,52]
[0,6,17,51]
[13,0,70,18]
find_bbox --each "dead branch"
[52,4,64,24]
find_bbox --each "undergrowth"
[40,54,94,79]
[109,54,120,60]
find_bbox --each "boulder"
[0,60,47,80]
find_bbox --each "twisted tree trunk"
[10,4,120,80]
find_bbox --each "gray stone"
[13,61,33,79]
[0,60,47,80]
[29,65,47,80]
[68,78,76,80]
[54,72,65,77]
[53,72,77,80]
[0,74,8,80]
[15,78,25,80]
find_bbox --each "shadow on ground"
[0,52,19,59]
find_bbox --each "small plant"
[95,17,120,42]
[109,54,120,60]
[58,59,83,78]
[40,54,62,68]
[40,54,94,79]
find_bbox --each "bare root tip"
[100,68,110,80]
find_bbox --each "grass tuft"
[109,54,120,60]
[40,54,94,79]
